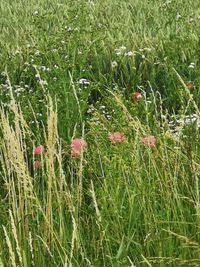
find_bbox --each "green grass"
[1,0,200,266]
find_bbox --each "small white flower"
[65,26,73,32]
[39,80,48,86]
[120,46,126,50]
[176,13,181,20]
[189,62,195,68]
[78,78,90,86]
[115,50,121,56]
[40,66,46,71]
[125,51,133,56]
[111,61,118,68]
[100,105,106,109]
[106,115,112,120]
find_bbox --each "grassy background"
[1,0,200,266]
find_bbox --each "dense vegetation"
[1,0,200,266]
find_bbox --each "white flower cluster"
[163,113,200,139]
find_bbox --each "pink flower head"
[142,135,156,147]
[109,132,127,144]
[34,160,42,170]
[132,92,142,101]
[34,145,45,155]
[71,138,88,158]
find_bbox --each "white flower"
[111,61,118,68]
[115,50,121,56]
[189,62,195,68]
[125,51,134,56]
[65,26,73,32]
[176,13,181,20]
[39,80,48,86]
[78,78,90,86]
[40,66,46,71]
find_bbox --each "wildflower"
[34,145,45,155]
[109,132,127,144]
[142,135,157,147]
[188,63,195,69]
[176,13,181,20]
[115,50,121,56]
[78,78,90,86]
[125,51,134,56]
[132,92,142,101]
[39,80,48,86]
[111,61,118,68]
[34,160,42,169]
[71,138,88,158]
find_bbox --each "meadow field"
[1,0,200,266]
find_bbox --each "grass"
[1,0,200,266]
